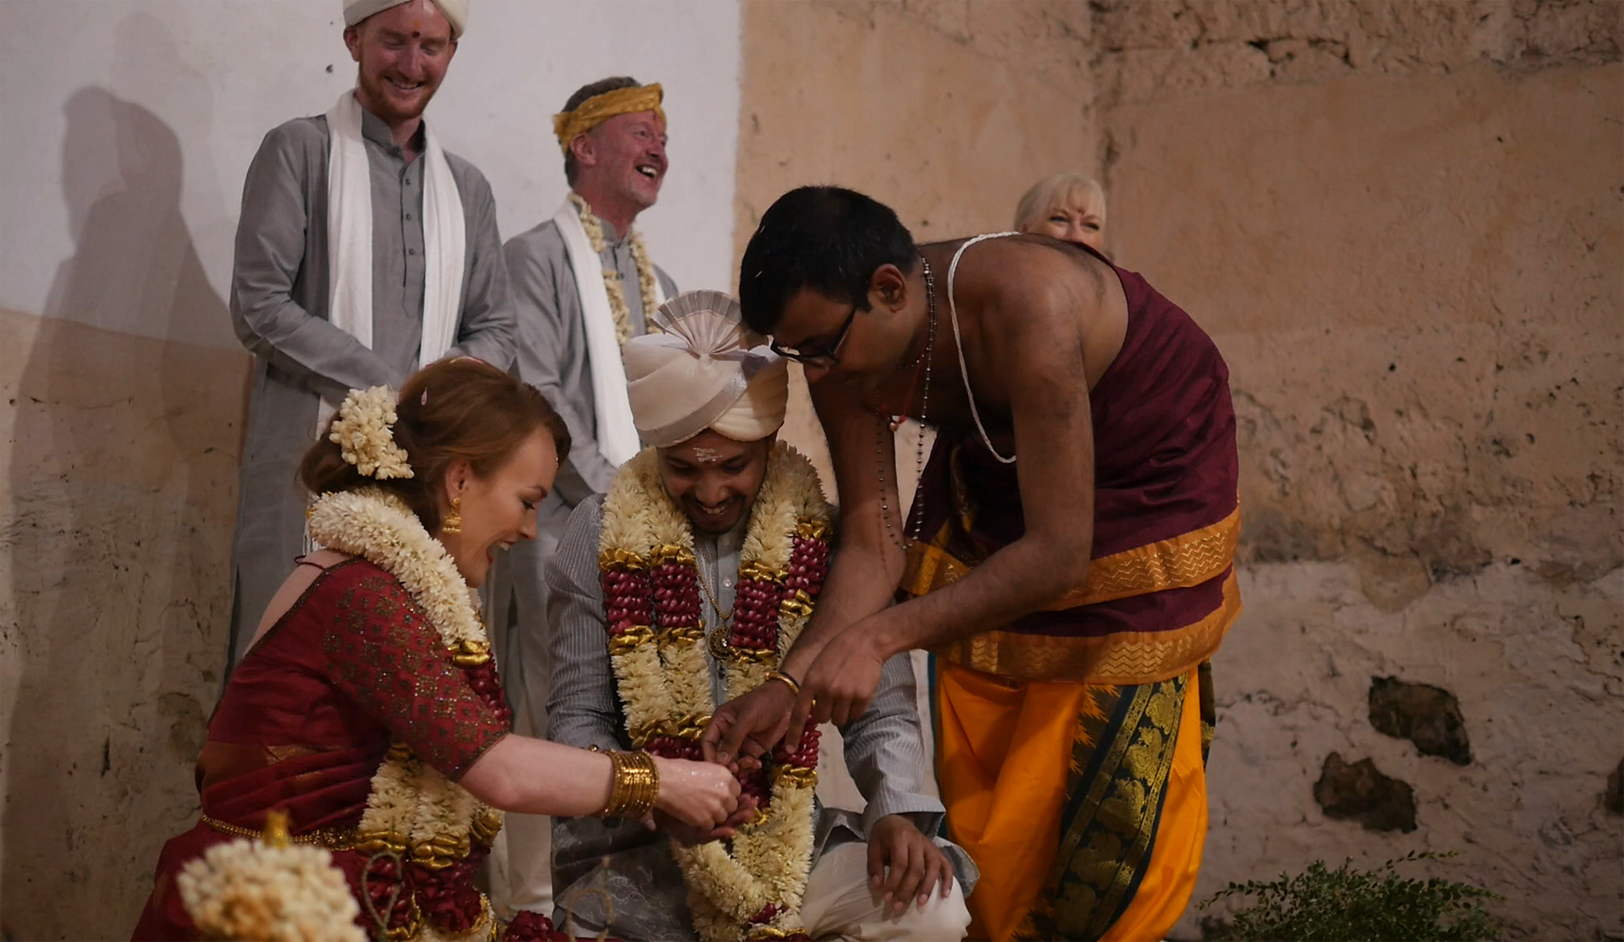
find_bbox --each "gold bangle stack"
[603,750,660,818]
[764,669,802,696]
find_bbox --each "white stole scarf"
[551,197,667,467]
[323,90,465,419]
[308,91,465,551]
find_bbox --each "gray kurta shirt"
[487,211,676,722]
[543,493,974,940]
[225,106,515,668]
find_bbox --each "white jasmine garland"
[305,487,502,942]
[177,838,366,942]
[328,386,414,480]
[599,443,830,942]
[569,191,661,346]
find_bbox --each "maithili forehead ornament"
[692,447,722,465]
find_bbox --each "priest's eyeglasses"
[770,306,857,366]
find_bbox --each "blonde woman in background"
[1014,172,1107,253]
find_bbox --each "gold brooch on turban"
[552,84,666,156]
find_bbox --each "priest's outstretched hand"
[783,618,887,741]
[702,679,793,766]
[702,615,890,764]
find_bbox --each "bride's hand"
[651,756,742,829]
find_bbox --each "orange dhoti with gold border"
[909,458,1234,942]
[904,462,1235,940]
[908,479,1234,940]
[930,654,1215,941]
[901,245,1240,940]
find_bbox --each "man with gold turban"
[540,291,975,942]
[484,75,677,917]
[223,0,514,670]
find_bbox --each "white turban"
[624,291,789,447]
[344,0,467,39]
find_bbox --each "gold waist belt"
[200,813,360,852]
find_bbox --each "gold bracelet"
[764,669,801,697]
[603,750,660,819]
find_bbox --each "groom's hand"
[867,815,955,913]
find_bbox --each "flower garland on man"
[543,291,977,942]
[487,74,678,920]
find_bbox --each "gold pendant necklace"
[695,565,735,661]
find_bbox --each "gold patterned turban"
[552,84,665,156]
[343,0,468,39]
[623,291,789,447]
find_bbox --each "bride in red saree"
[134,360,745,942]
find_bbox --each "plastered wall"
[1096,2,1622,937]
[741,1,1622,937]
[0,2,741,937]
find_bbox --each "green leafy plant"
[1199,851,1505,941]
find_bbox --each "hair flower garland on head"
[329,386,414,480]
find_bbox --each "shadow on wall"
[1,73,245,942]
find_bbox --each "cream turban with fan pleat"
[623,291,789,447]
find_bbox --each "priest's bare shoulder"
[707,172,1237,942]
[702,191,1126,752]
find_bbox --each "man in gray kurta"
[485,75,675,915]
[544,292,973,940]
[225,0,514,669]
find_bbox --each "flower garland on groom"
[545,291,975,942]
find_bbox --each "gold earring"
[442,496,462,535]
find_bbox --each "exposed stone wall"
[739,1,1621,937]
[1092,1,1623,936]
[1,308,247,939]
[1093,0,1623,107]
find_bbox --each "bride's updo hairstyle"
[300,359,571,532]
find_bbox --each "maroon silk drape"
[902,242,1241,684]
[132,558,511,940]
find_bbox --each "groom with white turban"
[223,0,514,669]
[541,291,975,941]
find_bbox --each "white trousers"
[801,842,972,942]
[483,569,553,918]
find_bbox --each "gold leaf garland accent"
[569,191,661,347]
[599,443,830,942]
